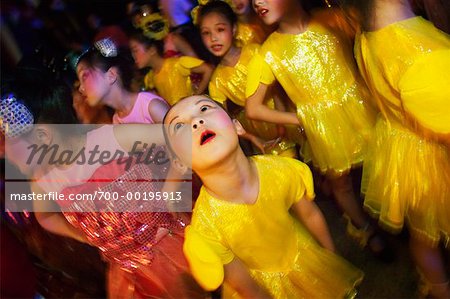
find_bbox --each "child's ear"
[232,24,237,36]
[35,125,53,145]
[232,119,246,136]
[171,156,190,175]
[106,67,118,85]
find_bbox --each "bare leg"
[328,174,385,252]
[410,236,450,298]
[328,174,367,228]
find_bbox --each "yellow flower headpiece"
[138,13,169,41]
[191,0,234,25]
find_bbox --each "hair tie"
[94,38,119,58]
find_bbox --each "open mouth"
[200,130,216,145]
[211,45,223,52]
[258,8,269,17]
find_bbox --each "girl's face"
[76,61,110,107]
[232,0,251,16]
[252,0,288,25]
[200,12,235,57]
[129,39,152,69]
[164,96,241,172]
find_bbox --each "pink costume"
[112,92,167,124]
[38,126,204,298]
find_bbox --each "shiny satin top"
[185,155,315,273]
[355,16,450,136]
[209,43,263,107]
[235,21,266,47]
[145,56,204,106]
[246,10,366,106]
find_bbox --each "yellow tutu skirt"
[362,118,450,247]
[296,86,375,176]
[223,224,363,299]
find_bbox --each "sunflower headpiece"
[137,13,169,41]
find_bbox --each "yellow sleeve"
[399,50,450,135]
[178,56,205,76]
[208,80,227,106]
[285,158,316,205]
[183,214,235,291]
[245,53,275,98]
[144,70,155,90]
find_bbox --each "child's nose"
[79,84,85,95]
[192,119,204,130]
[253,0,262,8]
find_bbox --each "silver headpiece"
[0,96,34,138]
[94,38,118,58]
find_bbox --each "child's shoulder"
[251,155,311,175]
[137,91,164,102]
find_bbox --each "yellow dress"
[184,155,363,298]
[355,16,450,247]
[209,43,297,156]
[246,9,376,175]
[144,56,205,106]
[235,21,266,47]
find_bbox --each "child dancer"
[193,0,270,46]
[129,15,213,106]
[246,0,386,255]
[72,80,112,124]
[131,5,198,58]
[163,95,363,298]
[1,81,206,298]
[76,38,169,124]
[348,0,450,297]
[198,0,297,156]
[231,0,271,46]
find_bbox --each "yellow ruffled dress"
[209,43,298,156]
[144,56,205,106]
[183,155,363,298]
[246,9,376,175]
[355,16,450,247]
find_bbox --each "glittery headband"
[76,37,118,66]
[0,96,34,138]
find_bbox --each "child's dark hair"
[76,45,135,91]
[198,0,237,27]
[129,30,165,57]
[2,64,78,125]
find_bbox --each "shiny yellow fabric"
[209,44,297,155]
[235,21,266,47]
[144,56,204,106]
[184,155,363,298]
[355,17,450,247]
[246,9,375,175]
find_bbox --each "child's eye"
[80,72,88,81]
[174,123,183,132]
[217,27,225,32]
[201,31,210,36]
[200,105,209,112]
